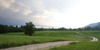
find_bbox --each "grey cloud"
[0,6,27,25]
[0,0,70,27]
[42,0,69,12]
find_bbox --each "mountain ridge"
[87,22,100,27]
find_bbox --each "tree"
[84,26,92,31]
[78,28,82,31]
[24,22,35,36]
[58,27,66,31]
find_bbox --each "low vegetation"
[0,31,91,48]
[50,41,100,50]
[81,31,100,40]
[50,31,100,50]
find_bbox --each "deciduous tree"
[24,22,35,36]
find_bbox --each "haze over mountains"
[87,22,100,28]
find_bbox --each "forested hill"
[87,22,100,27]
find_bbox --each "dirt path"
[1,32,98,50]
[1,41,72,50]
[76,32,98,41]
[90,36,98,41]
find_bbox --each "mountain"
[87,22,100,28]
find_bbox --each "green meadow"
[50,31,100,50]
[0,31,91,48]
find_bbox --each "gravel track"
[76,32,98,41]
[1,32,98,50]
[1,41,72,50]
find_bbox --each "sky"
[0,0,100,28]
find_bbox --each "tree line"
[36,26,100,31]
[0,24,24,33]
[0,22,35,36]
[0,22,100,36]
[82,26,100,31]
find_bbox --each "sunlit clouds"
[0,0,15,8]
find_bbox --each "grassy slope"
[0,31,90,48]
[50,42,100,50]
[50,31,100,50]
[81,31,100,40]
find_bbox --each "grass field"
[81,31,100,40]
[50,31,100,50]
[0,31,91,48]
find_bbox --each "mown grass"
[0,31,91,48]
[50,31,100,50]
[81,31,100,40]
[50,42,100,50]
